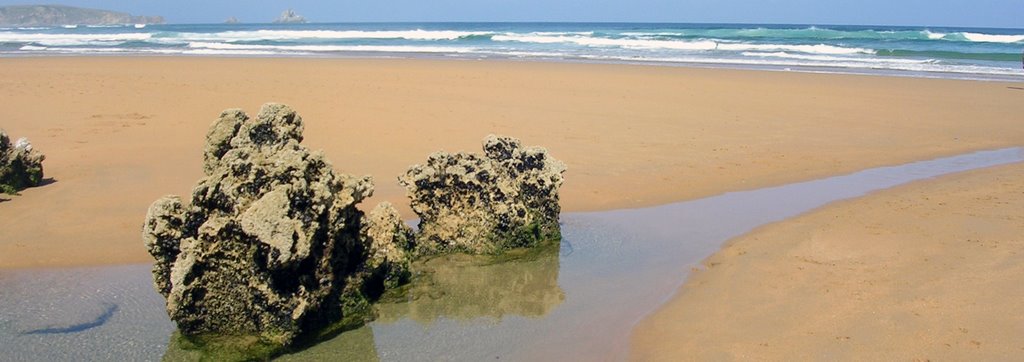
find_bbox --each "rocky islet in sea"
[142,103,565,357]
[272,9,306,24]
[0,129,45,194]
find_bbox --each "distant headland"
[0,5,164,26]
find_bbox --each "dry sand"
[0,57,1022,268]
[631,161,1024,360]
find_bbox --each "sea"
[1,22,1023,80]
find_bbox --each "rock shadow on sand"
[21,302,118,335]
[36,177,57,187]
[0,178,56,199]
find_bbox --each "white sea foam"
[530,31,595,36]
[960,32,1024,43]
[0,32,151,43]
[923,30,947,39]
[179,48,288,56]
[18,45,47,51]
[718,43,875,55]
[926,30,1024,43]
[476,50,573,58]
[34,40,130,46]
[11,45,287,56]
[187,42,475,53]
[171,29,491,42]
[576,54,1022,76]
[493,33,720,50]
[33,47,133,53]
[493,33,875,55]
[491,34,574,44]
[740,51,934,64]
[619,32,686,37]
[623,27,933,41]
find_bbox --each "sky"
[1,0,1022,28]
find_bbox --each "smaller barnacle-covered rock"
[0,129,46,194]
[399,135,566,254]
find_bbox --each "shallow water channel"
[1,147,1021,361]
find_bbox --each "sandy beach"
[0,57,1022,268]
[631,161,1024,360]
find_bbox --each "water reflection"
[377,241,564,323]
[165,241,564,361]
[275,326,379,361]
[162,324,381,362]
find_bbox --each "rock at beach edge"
[142,103,413,356]
[0,129,45,194]
[399,134,567,254]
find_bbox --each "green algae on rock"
[143,104,414,357]
[0,129,45,194]
[399,135,567,255]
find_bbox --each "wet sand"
[631,161,1024,360]
[1,57,1023,268]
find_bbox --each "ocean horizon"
[2,22,1023,80]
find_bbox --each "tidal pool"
[1,147,1021,361]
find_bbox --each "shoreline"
[5,22,1024,82]
[3,53,1023,83]
[630,160,1024,359]
[0,56,1022,268]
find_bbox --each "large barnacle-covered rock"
[142,104,412,351]
[399,135,566,254]
[0,129,45,194]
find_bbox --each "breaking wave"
[1,23,1021,80]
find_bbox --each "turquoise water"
[1,22,1023,80]
[1,148,1021,361]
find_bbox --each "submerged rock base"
[143,104,412,355]
[0,129,45,194]
[400,135,567,254]
[377,240,565,324]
